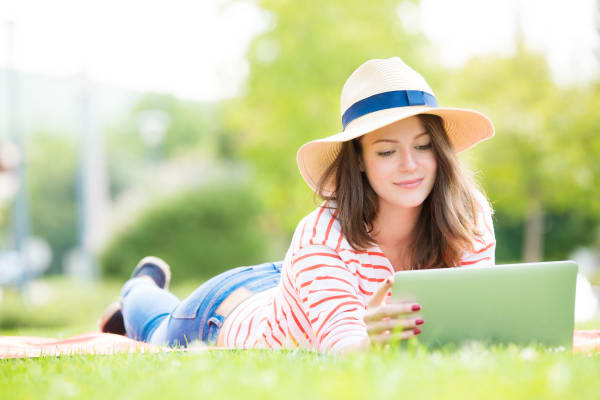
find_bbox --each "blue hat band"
[341,90,438,130]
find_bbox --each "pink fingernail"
[414,328,422,335]
[415,318,424,325]
[412,304,421,311]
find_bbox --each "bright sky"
[417,0,599,85]
[0,0,598,101]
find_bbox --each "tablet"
[391,261,578,348]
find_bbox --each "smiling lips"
[393,178,423,189]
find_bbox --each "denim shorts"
[155,261,283,347]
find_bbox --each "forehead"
[362,115,427,145]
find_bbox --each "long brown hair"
[315,114,485,269]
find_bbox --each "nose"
[397,147,418,172]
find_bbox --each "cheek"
[365,157,393,183]
[420,153,437,178]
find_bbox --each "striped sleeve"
[460,190,496,266]
[291,244,368,353]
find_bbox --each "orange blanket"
[1,331,599,359]
[572,330,600,353]
[0,332,171,359]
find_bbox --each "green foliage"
[545,82,600,215]
[544,211,600,261]
[133,94,224,159]
[106,93,228,199]
[440,42,600,260]
[442,47,563,216]
[492,212,524,264]
[493,210,599,263]
[224,0,600,263]
[224,0,429,234]
[100,183,271,281]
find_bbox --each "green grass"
[1,278,599,400]
[2,344,600,399]
[0,277,200,337]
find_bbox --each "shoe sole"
[131,256,172,290]
[100,257,171,335]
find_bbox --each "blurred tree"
[100,183,271,280]
[134,94,223,159]
[224,0,600,262]
[106,94,227,199]
[26,133,77,274]
[442,41,600,261]
[223,0,431,236]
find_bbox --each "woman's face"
[359,116,437,210]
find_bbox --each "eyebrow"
[371,131,429,144]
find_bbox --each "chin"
[387,194,428,209]
[397,199,426,209]
[375,183,434,210]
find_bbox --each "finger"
[370,328,422,344]
[367,275,394,308]
[367,317,424,334]
[364,303,421,322]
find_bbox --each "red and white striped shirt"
[219,191,495,353]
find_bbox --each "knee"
[120,277,157,300]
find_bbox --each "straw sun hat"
[296,57,495,195]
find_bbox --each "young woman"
[100,57,496,354]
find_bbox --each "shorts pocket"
[171,293,207,319]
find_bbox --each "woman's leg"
[119,261,283,348]
[120,277,180,342]
[164,262,282,347]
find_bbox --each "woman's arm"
[291,244,367,352]
[291,245,421,353]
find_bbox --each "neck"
[370,200,422,248]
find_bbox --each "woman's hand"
[365,275,423,345]
[337,275,423,354]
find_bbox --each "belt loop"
[207,314,224,329]
[206,314,225,344]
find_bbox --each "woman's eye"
[415,143,432,150]
[376,150,395,157]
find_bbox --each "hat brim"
[297,105,494,194]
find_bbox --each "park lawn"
[1,278,600,399]
[2,343,600,400]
